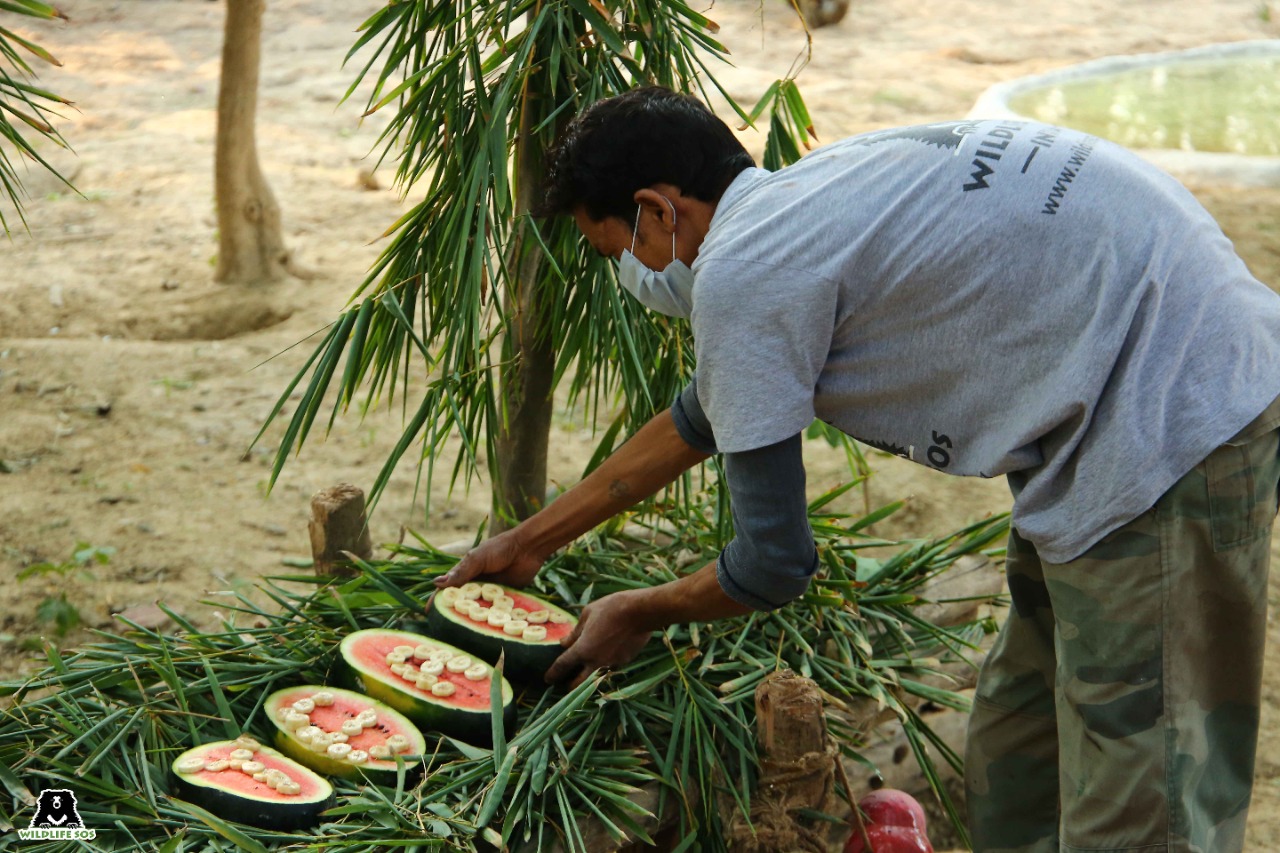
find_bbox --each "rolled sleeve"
[670,375,718,455]
[715,433,819,611]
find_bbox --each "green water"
[1008,55,1280,155]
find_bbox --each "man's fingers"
[560,619,585,649]
[434,555,483,588]
[544,647,582,685]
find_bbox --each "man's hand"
[545,560,756,688]
[544,590,655,688]
[433,529,545,589]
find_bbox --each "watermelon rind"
[424,583,577,681]
[265,685,427,782]
[170,739,334,831]
[338,628,515,747]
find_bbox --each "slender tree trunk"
[492,82,556,531]
[214,0,291,284]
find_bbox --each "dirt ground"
[2,0,1279,848]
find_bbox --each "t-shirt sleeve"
[715,433,819,611]
[670,375,718,455]
[691,259,839,453]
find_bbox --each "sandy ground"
[1,0,1279,848]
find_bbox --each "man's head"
[537,87,754,270]
[538,86,754,223]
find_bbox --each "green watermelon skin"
[337,629,515,747]
[424,584,577,682]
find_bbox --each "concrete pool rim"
[967,39,1280,187]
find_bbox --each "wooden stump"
[309,483,373,578]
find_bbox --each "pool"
[969,40,1280,185]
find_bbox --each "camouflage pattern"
[965,398,1280,853]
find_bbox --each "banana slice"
[177,757,206,774]
[311,691,335,707]
[327,743,353,759]
[340,720,363,736]
[523,625,548,641]
[525,610,549,625]
[445,656,472,673]
[464,663,489,681]
[503,619,528,636]
[346,749,369,765]
[241,760,265,775]
[431,681,457,697]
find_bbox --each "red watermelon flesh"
[345,630,493,709]
[443,590,574,643]
[177,742,327,801]
[272,686,413,754]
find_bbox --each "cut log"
[309,483,373,578]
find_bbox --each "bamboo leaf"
[169,798,271,853]
[490,651,508,763]
[201,659,240,740]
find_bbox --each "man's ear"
[633,187,678,233]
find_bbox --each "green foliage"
[14,541,114,640]
[253,0,819,519]
[0,487,1007,850]
[0,1,74,234]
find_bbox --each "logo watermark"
[16,789,97,841]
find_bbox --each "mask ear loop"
[666,199,677,263]
[632,197,679,262]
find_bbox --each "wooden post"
[309,483,373,578]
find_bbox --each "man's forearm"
[625,560,753,630]
[517,407,711,557]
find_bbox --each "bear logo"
[28,788,86,829]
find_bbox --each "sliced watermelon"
[338,628,515,746]
[171,736,334,831]
[265,686,427,782]
[425,582,577,680]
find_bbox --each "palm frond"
[0,2,72,234]
[256,0,818,522]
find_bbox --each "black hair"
[536,86,755,222]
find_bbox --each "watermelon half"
[338,628,515,746]
[425,582,577,680]
[265,685,427,782]
[170,735,334,831]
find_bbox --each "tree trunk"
[491,71,557,531]
[214,0,291,285]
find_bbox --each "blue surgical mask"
[617,201,695,320]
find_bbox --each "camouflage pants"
[965,400,1280,853]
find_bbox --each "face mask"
[617,201,695,320]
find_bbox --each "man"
[435,86,1280,852]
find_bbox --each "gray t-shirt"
[691,119,1280,564]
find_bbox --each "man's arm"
[435,404,712,588]
[543,558,751,686]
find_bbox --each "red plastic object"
[845,789,934,853]
[845,824,934,853]
[858,788,928,833]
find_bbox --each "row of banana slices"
[385,644,488,696]
[277,692,413,763]
[176,735,304,796]
[439,585,568,641]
